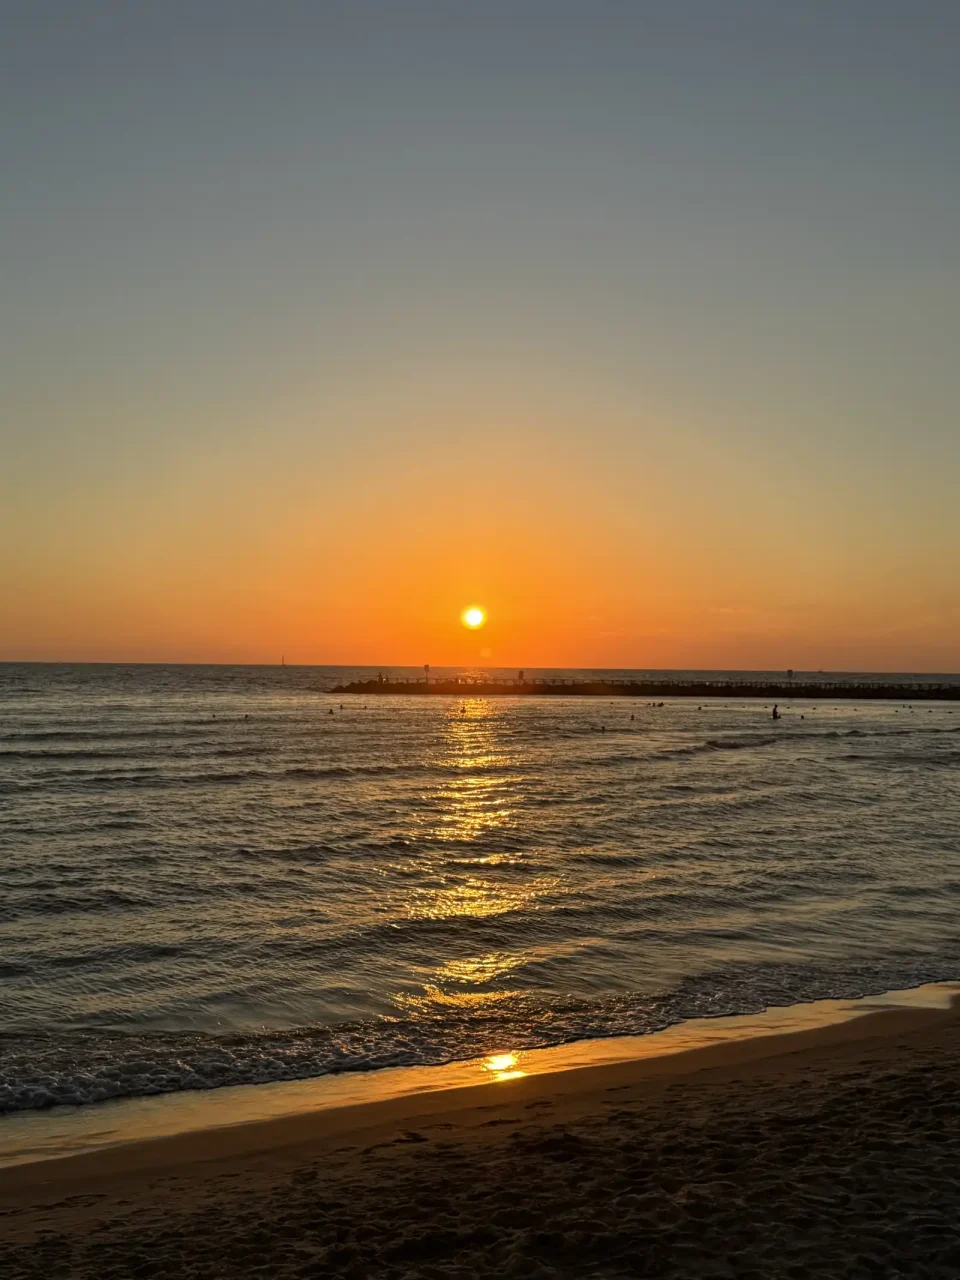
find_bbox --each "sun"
[461,606,486,629]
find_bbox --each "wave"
[0,748,162,761]
[3,953,959,1115]
[1,767,276,794]
[2,758,527,793]
[0,743,275,763]
[1,727,211,742]
[653,734,783,759]
[648,723,960,761]
[284,762,442,780]
[5,720,956,785]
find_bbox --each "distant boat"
[281,656,286,667]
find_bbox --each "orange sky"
[4,387,957,670]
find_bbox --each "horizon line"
[2,660,959,678]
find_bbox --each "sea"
[2,663,959,1117]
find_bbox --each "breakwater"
[330,677,960,700]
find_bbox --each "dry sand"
[3,997,960,1278]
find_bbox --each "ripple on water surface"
[1,663,959,1113]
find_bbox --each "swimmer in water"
[772,704,781,720]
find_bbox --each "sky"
[2,0,958,670]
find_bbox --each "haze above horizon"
[3,2,958,671]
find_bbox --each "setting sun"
[461,606,486,629]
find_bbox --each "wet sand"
[3,996,960,1277]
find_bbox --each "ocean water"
[2,663,959,1116]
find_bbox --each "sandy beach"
[3,996,960,1278]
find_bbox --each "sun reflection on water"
[403,877,547,921]
[396,701,561,923]
[428,701,516,844]
[482,1051,526,1082]
[397,984,523,1013]
[393,951,533,1018]
[388,702,567,1026]
[436,951,526,985]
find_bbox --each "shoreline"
[3,979,957,1181]
[3,984,960,1276]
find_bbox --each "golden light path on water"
[400,699,562,922]
[391,698,564,1029]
